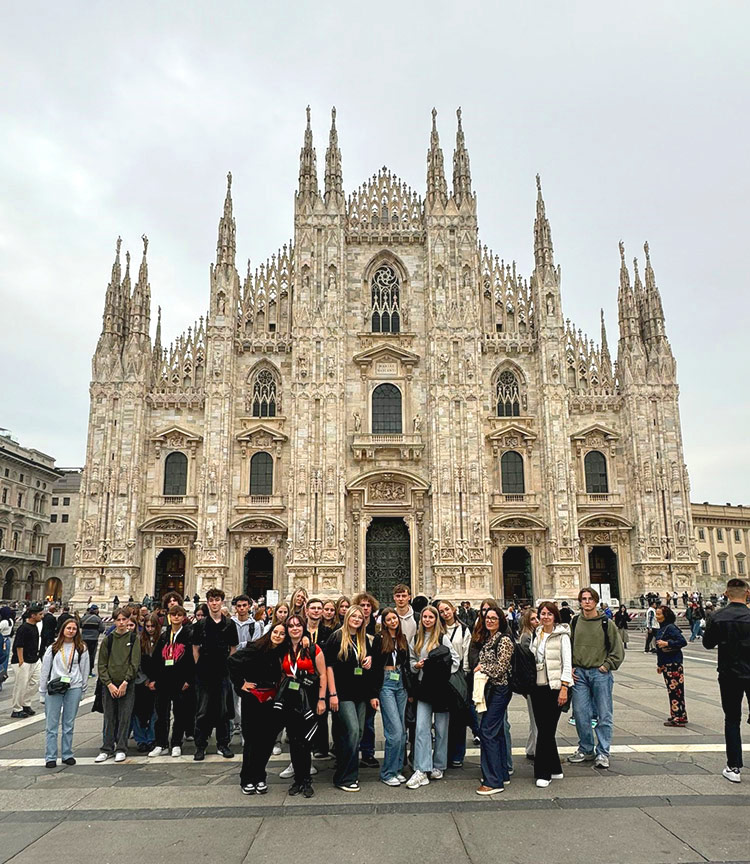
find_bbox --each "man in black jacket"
[703,578,750,784]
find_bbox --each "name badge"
[60,676,71,684]
[165,659,175,667]
[289,681,300,691]
[389,671,400,682]
[354,667,363,676]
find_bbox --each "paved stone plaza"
[0,634,747,864]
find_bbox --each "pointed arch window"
[496,370,520,417]
[251,369,278,418]
[501,451,525,494]
[584,450,608,494]
[371,383,402,434]
[250,452,273,496]
[371,264,400,334]
[163,452,188,496]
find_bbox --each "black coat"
[703,602,750,678]
[416,644,452,711]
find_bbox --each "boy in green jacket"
[95,610,141,763]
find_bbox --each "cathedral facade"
[72,107,698,608]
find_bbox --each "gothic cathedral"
[72,107,698,607]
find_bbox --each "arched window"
[584,450,608,494]
[371,264,400,334]
[251,369,277,418]
[31,525,42,555]
[496,370,520,417]
[371,383,402,434]
[250,452,273,496]
[163,452,188,496]
[501,451,525,494]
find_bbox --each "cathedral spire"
[129,234,151,338]
[452,107,472,205]
[324,106,343,206]
[600,308,613,378]
[426,108,447,206]
[533,174,555,269]
[100,236,122,338]
[119,248,131,340]
[298,105,319,197]
[216,171,236,268]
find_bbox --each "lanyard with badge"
[59,644,76,684]
[165,626,181,667]
[288,647,301,690]
[388,649,400,682]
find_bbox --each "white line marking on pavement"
[1,743,747,768]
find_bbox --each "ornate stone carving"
[369,481,406,502]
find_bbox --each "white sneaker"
[536,778,551,787]
[594,755,610,769]
[114,752,126,763]
[148,746,167,758]
[272,743,282,756]
[381,776,401,786]
[310,764,318,775]
[94,752,111,763]
[279,763,294,779]
[722,766,741,783]
[430,769,444,780]
[406,770,429,789]
[396,773,407,783]
[171,746,182,758]
[551,772,564,780]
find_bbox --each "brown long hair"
[378,607,408,654]
[140,613,161,655]
[472,598,502,644]
[51,617,86,657]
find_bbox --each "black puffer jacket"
[703,602,750,678]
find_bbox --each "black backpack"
[509,637,536,696]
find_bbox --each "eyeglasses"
[485,615,500,622]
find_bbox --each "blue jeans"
[689,620,702,641]
[0,635,9,690]
[571,667,614,757]
[504,713,514,771]
[414,700,449,773]
[479,684,511,789]
[360,700,376,758]
[45,687,83,762]
[379,677,407,780]
[131,711,155,745]
[333,700,365,786]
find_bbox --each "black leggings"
[529,685,563,780]
[239,695,278,786]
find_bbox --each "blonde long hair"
[414,605,445,655]
[337,604,368,662]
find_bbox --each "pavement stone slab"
[644,805,750,862]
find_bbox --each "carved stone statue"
[413,414,422,432]
[353,411,361,432]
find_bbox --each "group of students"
[11,576,750,791]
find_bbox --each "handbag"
[247,687,277,704]
[47,645,77,694]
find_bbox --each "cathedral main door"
[155,549,186,601]
[366,517,411,608]
[244,548,274,600]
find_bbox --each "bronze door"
[366,517,411,607]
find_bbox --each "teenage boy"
[703,578,750,783]
[191,587,238,760]
[305,597,333,760]
[393,584,417,643]
[149,605,195,758]
[10,603,44,718]
[568,587,624,769]
[230,595,259,729]
[95,609,141,763]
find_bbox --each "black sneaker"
[288,782,303,796]
[256,781,268,794]
[241,783,256,795]
[45,760,56,769]
[360,756,379,768]
[22,707,36,716]
[302,781,315,798]
[62,757,76,766]
[193,749,206,761]
[218,746,234,759]
[136,742,150,753]
[313,751,331,760]
[10,711,26,719]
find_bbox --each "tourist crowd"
[2,577,749,792]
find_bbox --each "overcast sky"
[1,1,747,504]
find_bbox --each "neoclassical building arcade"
[71,107,698,607]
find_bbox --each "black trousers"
[718,675,750,769]
[154,685,195,749]
[283,706,313,783]
[311,703,330,755]
[240,695,278,786]
[194,675,233,749]
[529,685,563,780]
[84,639,98,672]
[645,628,657,651]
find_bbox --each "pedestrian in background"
[654,605,688,726]
[10,602,44,718]
[80,605,105,674]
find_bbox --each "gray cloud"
[1,1,747,502]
